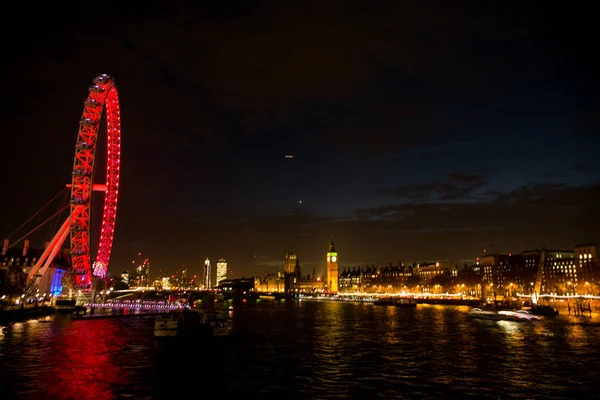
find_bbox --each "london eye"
[25,74,121,290]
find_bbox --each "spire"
[329,239,336,252]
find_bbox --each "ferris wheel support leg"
[37,226,70,287]
[26,217,70,285]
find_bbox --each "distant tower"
[284,249,297,274]
[143,258,150,287]
[204,257,212,289]
[326,239,338,292]
[284,249,300,292]
[216,259,227,286]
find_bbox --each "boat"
[55,299,77,314]
[373,297,417,307]
[468,308,541,321]
[154,308,232,337]
[154,313,181,337]
[521,300,559,316]
[528,305,559,316]
[154,309,211,337]
[202,310,233,336]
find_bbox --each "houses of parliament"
[254,239,339,294]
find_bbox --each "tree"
[454,267,482,289]
[431,273,452,291]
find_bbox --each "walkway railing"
[82,300,184,310]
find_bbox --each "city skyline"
[2,2,598,277]
[37,239,600,282]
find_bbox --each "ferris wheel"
[26,74,121,290]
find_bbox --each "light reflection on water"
[1,302,599,399]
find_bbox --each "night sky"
[2,2,598,279]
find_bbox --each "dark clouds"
[376,171,488,201]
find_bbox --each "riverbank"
[547,299,599,320]
[0,305,55,324]
[0,305,173,325]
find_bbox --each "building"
[293,268,325,293]
[283,249,300,292]
[326,239,338,292]
[203,257,211,289]
[1,239,70,297]
[574,244,598,292]
[281,248,325,293]
[338,267,363,292]
[255,271,285,292]
[217,278,254,292]
[284,249,297,274]
[216,259,228,286]
[339,263,415,293]
[479,244,599,298]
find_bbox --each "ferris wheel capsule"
[93,74,113,84]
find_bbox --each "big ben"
[326,239,338,293]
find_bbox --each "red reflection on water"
[45,319,127,400]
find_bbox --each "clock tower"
[326,239,339,293]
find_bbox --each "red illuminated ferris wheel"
[70,74,121,286]
[26,74,121,289]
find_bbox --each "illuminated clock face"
[331,256,337,262]
[327,256,331,262]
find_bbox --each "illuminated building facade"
[326,239,339,292]
[339,264,415,293]
[575,244,598,291]
[216,259,227,286]
[284,249,297,274]
[255,271,285,292]
[203,257,211,289]
[293,268,325,293]
[479,244,599,298]
[1,240,70,297]
[281,249,325,293]
[283,249,300,292]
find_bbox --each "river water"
[1,300,598,399]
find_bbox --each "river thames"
[1,300,599,399]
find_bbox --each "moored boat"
[154,308,232,337]
[202,310,233,336]
[154,313,181,337]
[55,299,77,314]
[528,305,559,316]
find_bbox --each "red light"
[69,75,121,287]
